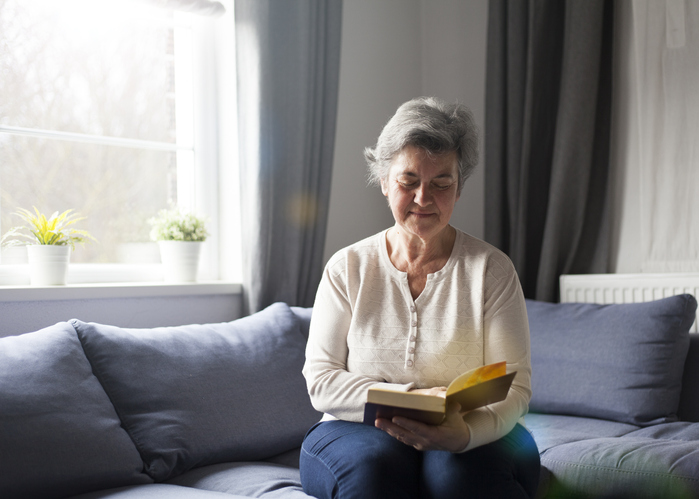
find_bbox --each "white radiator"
[559,273,699,332]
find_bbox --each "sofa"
[1,295,698,499]
[525,293,699,498]
[0,303,320,499]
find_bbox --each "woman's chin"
[398,221,448,240]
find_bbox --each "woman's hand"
[374,401,471,453]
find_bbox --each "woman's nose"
[414,184,432,205]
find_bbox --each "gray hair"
[364,97,479,194]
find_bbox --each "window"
[0,0,223,283]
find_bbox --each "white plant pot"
[158,241,203,283]
[27,245,71,286]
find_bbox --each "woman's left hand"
[374,401,471,452]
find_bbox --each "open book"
[362,361,516,426]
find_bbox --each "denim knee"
[300,420,420,499]
[300,421,540,499]
[421,423,540,499]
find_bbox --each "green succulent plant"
[1,207,95,249]
[148,206,208,242]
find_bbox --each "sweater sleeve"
[460,257,532,451]
[302,256,414,422]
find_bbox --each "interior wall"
[323,0,489,264]
[0,293,242,338]
[323,0,421,264]
[420,0,488,239]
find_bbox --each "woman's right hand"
[375,400,471,452]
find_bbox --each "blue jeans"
[300,420,540,499]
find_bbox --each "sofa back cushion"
[291,306,313,338]
[0,322,151,499]
[527,294,697,426]
[71,302,321,482]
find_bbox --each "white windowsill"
[0,263,243,301]
[0,280,242,302]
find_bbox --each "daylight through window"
[0,0,197,266]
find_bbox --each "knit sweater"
[302,228,532,451]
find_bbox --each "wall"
[323,0,489,263]
[0,285,242,338]
[420,0,488,241]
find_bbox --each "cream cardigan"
[303,228,532,451]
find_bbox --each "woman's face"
[380,145,460,242]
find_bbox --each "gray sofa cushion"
[291,306,313,338]
[263,447,303,468]
[0,322,150,499]
[167,462,311,498]
[527,294,697,425]
[525,413,639,452]
[71,483,251,499]
[71,302,321,482]
[540,434,699,498]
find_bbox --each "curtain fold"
[235,0,342,314]
[485,0,614,302]
[628,0,699,272]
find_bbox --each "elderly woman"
[300,97,540,499]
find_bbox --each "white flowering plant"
[148,206,208,242]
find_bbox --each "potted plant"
[1,207,95,286]
[149,206,208,283]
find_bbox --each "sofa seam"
[69,319,155,479]
[541,457,699,484]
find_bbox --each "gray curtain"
[235,0,342,314]
[485,0,613,302]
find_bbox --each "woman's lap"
[300,420,540,499]
[300,420,420,499]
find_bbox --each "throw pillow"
[72,302,321,482]
[527,294,697,425]
[0,323,150,498]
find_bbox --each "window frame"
[0,6,231,286]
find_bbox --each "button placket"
[405,303,418,369]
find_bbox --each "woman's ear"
[380,177,389,197]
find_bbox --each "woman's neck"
[386,225,456,271]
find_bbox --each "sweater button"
[411,320,417,327]
[406,360,414,367]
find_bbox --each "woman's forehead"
[390,146,458,176]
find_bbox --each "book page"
[366,387,445,412]
[446,361,507,395]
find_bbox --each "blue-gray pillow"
[291,306,313,338]
[527,294,697,425]
[71,302,321,482]
[0,323,151,498]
